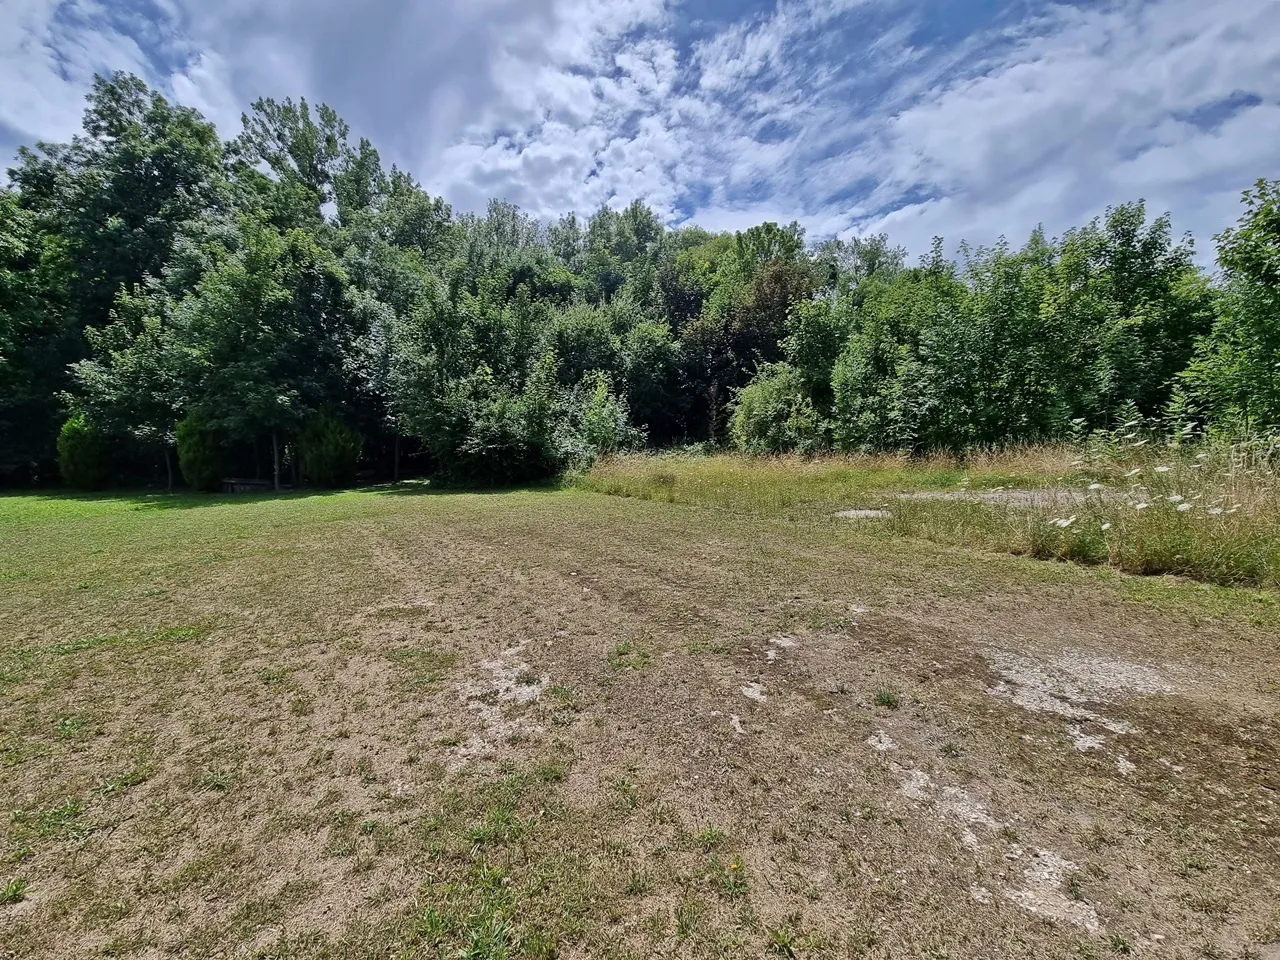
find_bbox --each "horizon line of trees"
[1,73,1277,492]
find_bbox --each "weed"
[695,826,726,852]
[13,796,87,841]
[581,447,1280,588]
[608,640,652,670]
[675,897,702,940]
[534,761,566,783]
[387,646,458,686]
[624,866,649,895]
[612,778,640,809]
[767,924,799,958]
[1066,872,1085,901]
[873,688,901,709]
[547,683,579,710]
[1108,933,1133,955]
[714,856,749,899]
[97,763,153,795]
[0,876,27,905]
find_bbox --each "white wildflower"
[1051,515,1077,529]
[1101,522,1113,531]
[1167,494,1184,503]
[1176,503,1192,512]
[1088,483,1105,491]
[1154,465,1171,473]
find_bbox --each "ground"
[1,485,1278,959]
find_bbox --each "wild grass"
[577,441,1280,588]
[575,448,1075,518]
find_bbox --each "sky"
[2,0,1278,261]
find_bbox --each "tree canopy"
[1,72,1276,489]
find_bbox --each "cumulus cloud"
[2,0,1278,261]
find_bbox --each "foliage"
[569,372,645,461]
[57,415,111,490]
[581,443,1280,588]
[1182,180,1280,433]
[297,409,363,487]
[730,364,825,455]
[175,414,224,492]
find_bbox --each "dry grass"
[1,485,1278,959]
[577,443,1280,587]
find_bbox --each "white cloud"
[2,0,1278,263]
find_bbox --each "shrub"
[730,363,825,455]
[57,415,111,490]
[571,372,645,462]
[297,409,363,488]
[420,358,565,486]
[175,414,224,492]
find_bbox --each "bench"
[222,478,274,494]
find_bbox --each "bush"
[419,357,564,486]
[297,409,363,488]
[176,414,224,492]
[569,372,645,462]
[57,414,111,490]
[730,363,825,455]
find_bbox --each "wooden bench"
[222,478,274,494]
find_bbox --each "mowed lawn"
[1,486,1278,959]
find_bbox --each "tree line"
[1,74,1277,490]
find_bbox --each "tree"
[177,217,355,489]
[0,190,73,478]
[622,320,684,444]
[235,96,351,219]
[3,74,224,474]
[71,284,186,488]
[1182,180,1280,432]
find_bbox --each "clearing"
[1,483,1278,959]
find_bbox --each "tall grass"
[575,448,1072,518]
[575,441,1280,589]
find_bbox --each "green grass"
[1,876,28,905]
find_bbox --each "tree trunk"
[272,431,281,492]
[164,446,174,493]
[394,435,401,483]
[708,381,719,441]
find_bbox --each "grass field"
[1,476,1279,959]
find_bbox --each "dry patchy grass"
[1,485,1278,959]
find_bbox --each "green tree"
[1182,180,1280,432]
[178,217,355,489]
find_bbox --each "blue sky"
[3,0,1278,261]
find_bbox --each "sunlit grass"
[573,449,1069,519]
[577,442,1280,588]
